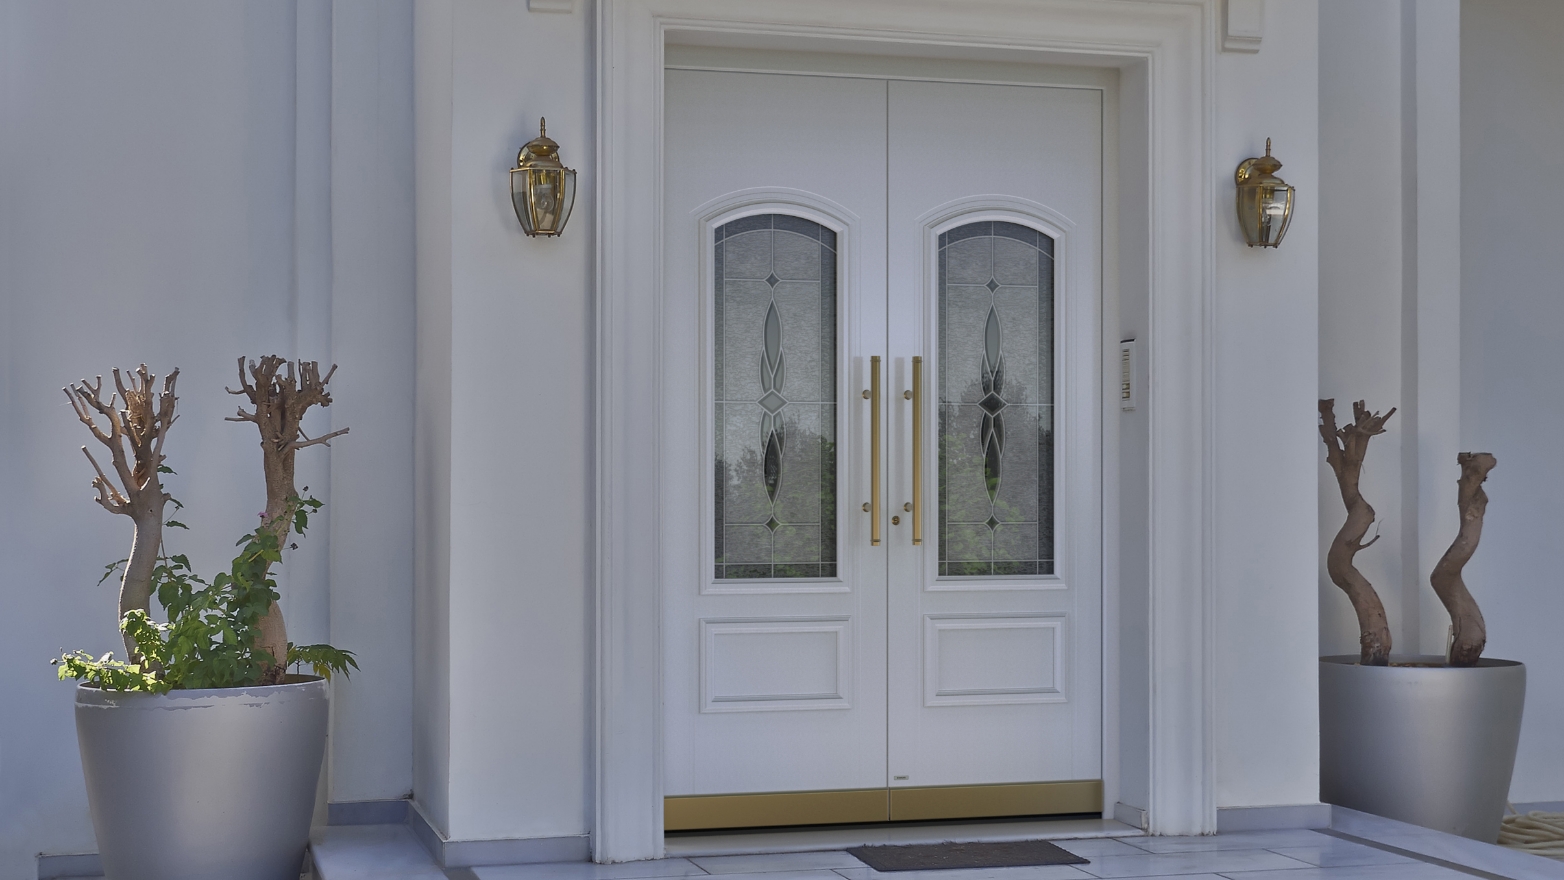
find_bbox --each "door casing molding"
[596,0,1217,860]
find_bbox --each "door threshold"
[664,816,1144,858]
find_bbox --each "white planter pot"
[1320,655,1525,843]
[75,677,328,880]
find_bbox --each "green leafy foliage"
[52,650,164,693]
[287,643,359,680]
[57,496,354,692]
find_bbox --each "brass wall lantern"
[510,118,576,237]
[1235,138,1295,248]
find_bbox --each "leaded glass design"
[938,221,1055,576]
[714,214,837,579]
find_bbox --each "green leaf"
[287,643,358,681]
[97,559,127,586]
[165,520,188,530]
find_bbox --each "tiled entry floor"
[310,810,1564,880]
[473,834,1444,878]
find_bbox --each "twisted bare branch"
[1431,453,1497,667]
[1320,398,1396,666]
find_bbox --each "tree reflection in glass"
[713,215,838,579]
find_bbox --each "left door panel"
[662,71,889,801]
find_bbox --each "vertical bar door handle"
[868,356,881,546]
[911,356,923,545]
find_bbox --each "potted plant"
[55,359,356,880]
[1317,398,1525,843]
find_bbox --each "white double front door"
[661,62,1103,827]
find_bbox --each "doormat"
[847,840,1089,871]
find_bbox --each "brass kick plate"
[665,780,1102,831]
[665,789,888,831]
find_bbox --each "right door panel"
[885,80,1103,795]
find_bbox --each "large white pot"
[75,677,328,880]
[1320,655,1525,843]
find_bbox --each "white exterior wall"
[414,0,596,843]
[1211,0,1322,811]
[1460,0,1564,805]
[0,2,415,876]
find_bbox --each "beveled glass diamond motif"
[765,516,781,532]
[986,278,999,292]
[766,273,780,287]
[985,515,1000,531]
[978,392,1006,415]
[759,390,787,414]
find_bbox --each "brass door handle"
[911,355,923,545]
[867,356,882,546]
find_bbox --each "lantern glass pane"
[1237,182,1294,247]
[1261,184,1294,245]
[530,169,565,234]
[511,170,537,236]
[555,169,577,235]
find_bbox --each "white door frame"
[596,0,1216,861]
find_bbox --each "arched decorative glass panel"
[937,220,1054,576]
[714,214,838,579]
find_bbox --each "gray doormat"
[847,840,1089,871]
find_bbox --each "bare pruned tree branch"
[1431,452,1497,667]
[64,366,179,660]
[228,356,349,683]
[1320,398,1396,666]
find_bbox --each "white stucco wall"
[414,0,596,843]
[0,2,415,875]
[1461,0,1564,805]
[1211,0,1323,811]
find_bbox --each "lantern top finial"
[516,117,565,170]
[1236,137,1284,184]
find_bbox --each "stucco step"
[311,823,447,880]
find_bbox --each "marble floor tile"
[1117,830,1327,854]
[833,865,1094,880]
[310,825,446,880]
[1217,861,1475,879]
[693,852,867,873]
[1263,840,1415,868]
[1050,839,1153,859]
[1326,809,1564,880]
[1070,848,1310,878]
[472,858,709,880]
[677,871,843,880]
